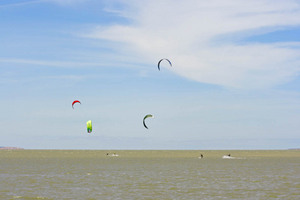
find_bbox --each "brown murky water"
[0,150,299,199]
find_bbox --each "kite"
[72,100,81,109]
[87,120,92,133]
[158,58,172,71]
[143,114,154,129]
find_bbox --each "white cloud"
[0,0,91,8]
[0,0,44,7]
[46,0,89,6]
[85,0,300,88]
[0,58,108,68]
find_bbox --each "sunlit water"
[0,150,299,199]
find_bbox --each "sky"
[0,0,300,149]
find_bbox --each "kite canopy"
[72,100,81,109]
[158,58,172,71]
[87,120,92,133]
[143,114,154,129]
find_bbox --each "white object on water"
[222,155,235,159]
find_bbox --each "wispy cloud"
[85,0,300,89]
[0,0,90,8]
[46,0,90,6]
[0,58,110,68]
[0,0,45,7]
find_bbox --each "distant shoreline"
[0,147,299,151]
[0,147,24,150]
[10,148,299,150]
[0,147,300,151]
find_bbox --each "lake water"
[0,150,299,199]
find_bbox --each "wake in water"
[222,155,245,159]
[106,153,119,157]
[222,155,235,159]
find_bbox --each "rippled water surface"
[1,150,299,199]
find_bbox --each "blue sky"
[1,0,300,149]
